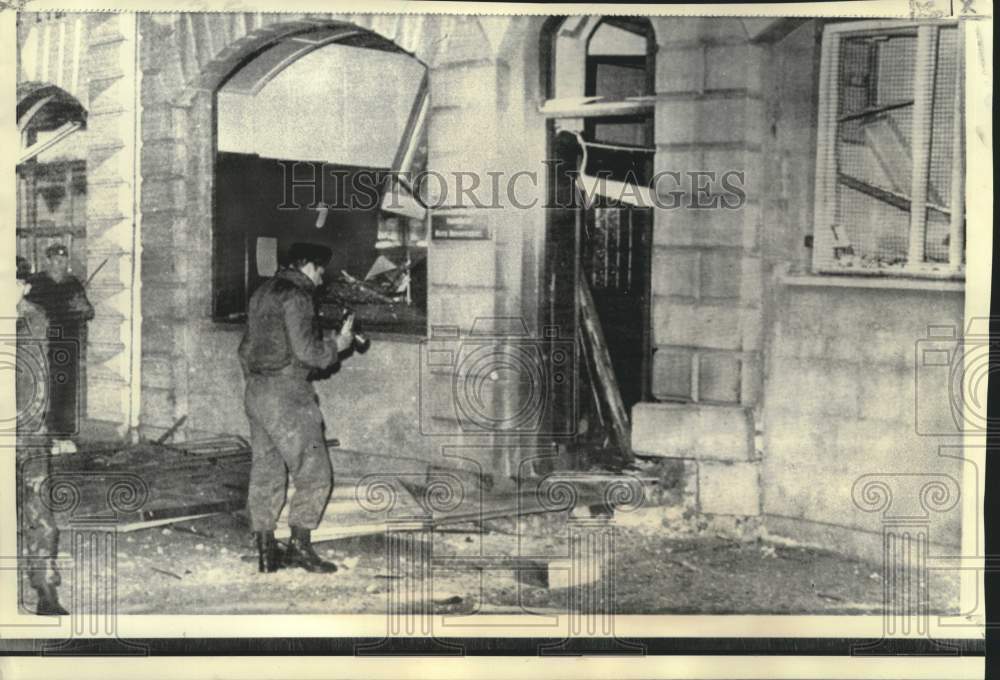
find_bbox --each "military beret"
[287,242,332,267]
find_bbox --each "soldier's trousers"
[244,373,333,531]
[16,443,61,589]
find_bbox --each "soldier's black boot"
[34,584,69,616]
[286,527,338,574]
[255,531,283,573]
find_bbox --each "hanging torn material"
[380,177,427,221]
[556,130,656,208]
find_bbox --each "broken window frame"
[812,20,966,279]
[210,32,430,334]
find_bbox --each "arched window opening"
[212,28,429,335]
[16,86,88,275]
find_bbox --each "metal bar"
[17,121,82,164]
[837,98,913,123]
[906,25,938,267]
[581,139,656,154]
[837,172,950,216]
[615,211,622,289]
[627,209,633,292]
[603,212,610,287]
[948,28,965,271]
[393,71,430,174]
[540,100,654,120]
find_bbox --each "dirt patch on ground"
[21,511,959,616]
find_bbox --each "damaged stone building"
[15,11,970,571]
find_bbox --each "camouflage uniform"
[15,298,61,590]
[238,268,339,532]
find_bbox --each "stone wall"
[633,18,768,515]
[634,18,967,562]
[762,281,966,559]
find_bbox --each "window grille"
[813,21,964,278]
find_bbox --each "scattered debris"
[774,547,810,563]
[343,556,361,571]
[151,567,183,581]
[365,583,381,594]
[665,558,701,574]
[173,524,215,539]
[816,592,844,602]
[433,595,463,606]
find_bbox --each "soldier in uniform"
[238,242,355,573]
[15,257,69,615]
[26,243,94,454]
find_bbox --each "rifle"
[83,257,109,288]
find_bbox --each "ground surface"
[21,509,960,616]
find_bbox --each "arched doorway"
[541,17,656,465]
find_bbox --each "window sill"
[539,96,655,119]
[781,272,965,293]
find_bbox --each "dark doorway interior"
[544,127,653,464]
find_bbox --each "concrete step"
[632,401,753,461]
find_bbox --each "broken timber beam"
[577,269,634,464]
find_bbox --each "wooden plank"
[577,269,634,464]
[115,513,223,533]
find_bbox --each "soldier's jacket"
[238,268,337,380]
